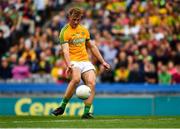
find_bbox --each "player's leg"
[52,67,81,116]
[60,67,81,109]
[81,69,96,119]
[64,67,81,98]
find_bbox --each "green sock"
[60,98,69,110]
[84,104,91,114]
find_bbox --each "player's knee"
[87,80,96,88]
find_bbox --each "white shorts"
[70,61,96,73]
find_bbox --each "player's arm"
[61,43,71,67]
[86,40,110,70]
[61,42,74,75]
[59,26,73,73]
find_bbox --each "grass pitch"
[0,116,180,128]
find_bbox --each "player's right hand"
[66,64,74,76]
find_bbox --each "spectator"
[35,52,51,74]
[0,57,12,80]
[21,41,36,65]
[12,57,31,80]
[174,42,180,65]
[167,60,177,75]
[34,0,47,26]
[128,62,145,83]
[9,54,18,68]
[48,15,61,32]
[172,64,180,84]
[51,59,66,83]
[114,59,129,83]
[114,51,129,83]
[114,64,129,83]
[114,51,128,70]
[99,40,118,68]
[18,1,35,34]
[158,64,172,85]
[0,19,10,39]
[144,62,158,84]
[0,29,8,58]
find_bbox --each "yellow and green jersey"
[59,24,90,61]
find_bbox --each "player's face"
[69,16,81,29]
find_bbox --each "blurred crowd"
[0,0,180,84]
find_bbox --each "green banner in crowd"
[0,96,180,116]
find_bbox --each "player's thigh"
[82,70,96,88]
[71,67,81,83]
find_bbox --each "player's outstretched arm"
[87,40,110,70]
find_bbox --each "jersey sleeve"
[85,29,90,43]
[59,26,69,44]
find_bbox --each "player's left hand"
[102,62,111,70]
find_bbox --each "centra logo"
[14,98,93,116]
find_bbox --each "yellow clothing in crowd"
[106,1,126,12]
[115,69,129,82]
[149,15,161,26]
[21,50,36,61]
[51,67,64,79]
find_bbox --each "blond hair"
[67,7,83,19]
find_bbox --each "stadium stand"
[0,0,180,87]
